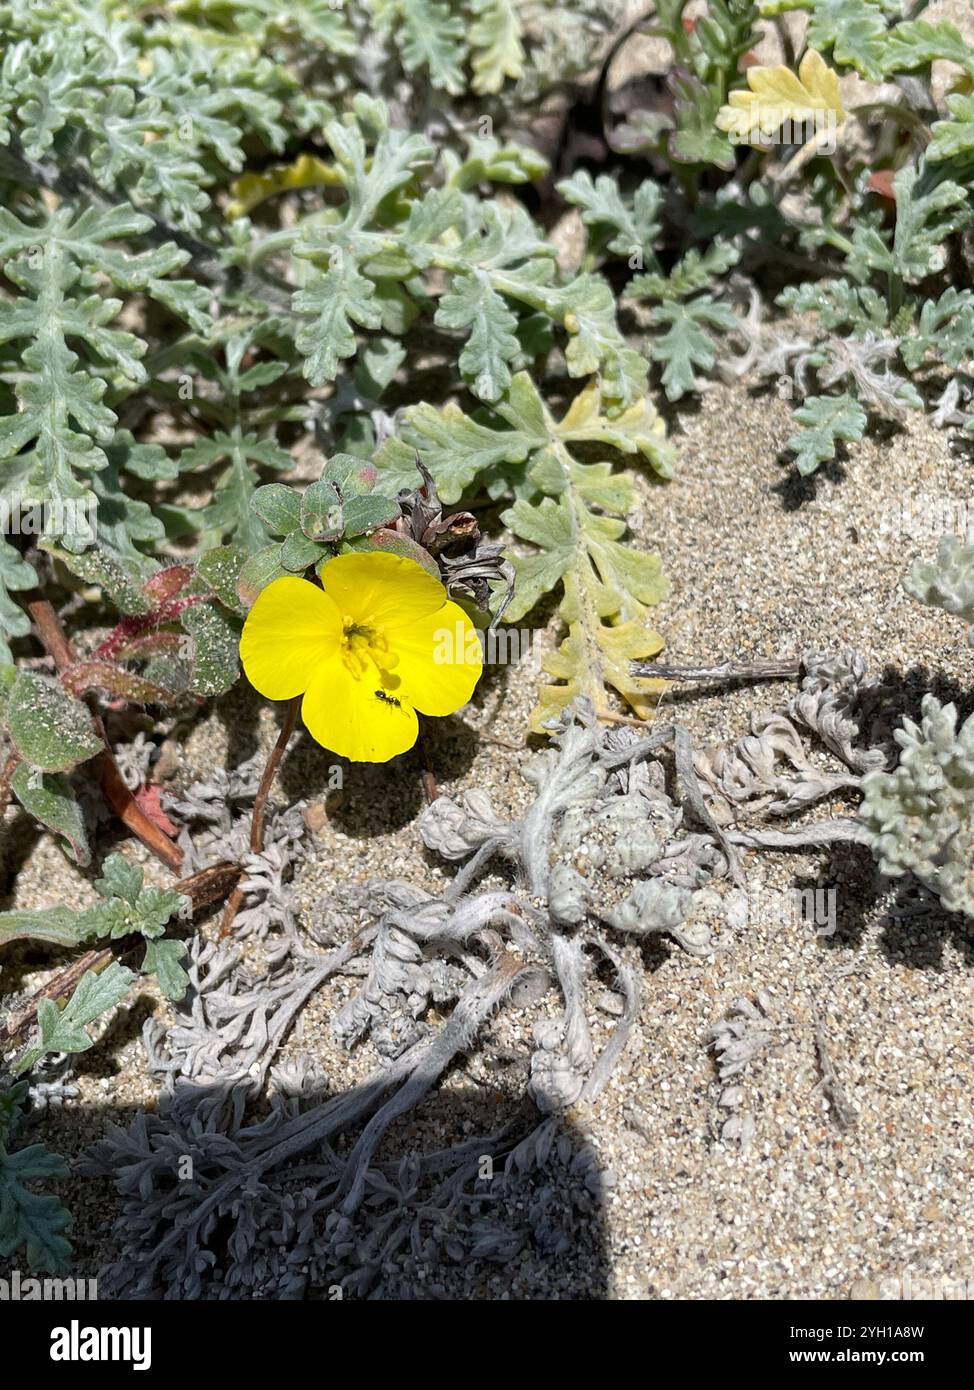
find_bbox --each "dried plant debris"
[812,1009,858,1133]
[707,990,774,1151]
[82,661,897,1296]
[694,649,888,821]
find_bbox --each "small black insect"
[374,689,401,707]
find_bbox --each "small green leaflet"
[76,853,188,942]
[469,0,525,94]
[435,269,520,402]
[806,0,888,81]
[786,394,867,475]
[0,1131,72,1273]
[648,298,738,400]
[141,939,190,1002]
[929,92,974,162]
[13,963,136,1076]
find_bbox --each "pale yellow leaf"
[226,155,344,221]
[716,49,846,145]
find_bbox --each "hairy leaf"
[648,298,738,400]
[0,904,85,948]
[786,394,867,475]
[10,765,90,866]
[6,672,102,773]
[12,962,136,1075]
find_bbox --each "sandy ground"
[5,374,974,1300]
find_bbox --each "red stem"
[26,598,185,874]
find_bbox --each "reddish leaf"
[143,564,194,604]
[867,169,896,203]
[93,592,211,662]
[62,660,182,707]
[134,783,180,837]
[111,631,185,662]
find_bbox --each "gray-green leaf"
[6,672,102,773]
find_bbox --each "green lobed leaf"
[0,1134,72,1273]
[435,269,521,402]
[12,962,136,1076]
[469,0,525,94]
[880,20,974,77]
[806,0,889,81]
[929,92,974,162]
[648,297,738,400]
[141,938,190,1002]
[10,765,90,867]
[786,394,867,475]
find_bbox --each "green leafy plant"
[3,0,974,1293]
[0,1081,72,1273]
[0,850,188,1078]
[11,963,137,1077]
[378,373,671,724]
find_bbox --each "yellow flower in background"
[240,553,482,762]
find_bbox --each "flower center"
[340,615,398,680]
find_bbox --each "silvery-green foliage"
[717,160,974,471]
[80,663,893,1296]
[861,695,974,917]
[24,1052,79,1116]
[904,532,974,634]
[168,759,310,939]
[707,990,774,1150]
[859,537,974,917]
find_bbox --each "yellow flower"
[240,552,482,762]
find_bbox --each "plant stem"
[218,697,300,939]
[0,861,241,1046]
[631,657,803,683]
[417,719,439,805]
[250,697,301,855]
[0,751,21,823]
[26,597,185,874]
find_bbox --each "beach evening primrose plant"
[240,553,482,761]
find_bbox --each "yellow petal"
[240,576,341,701]
[386,600,483,717]
[319,552,447,630]
[301,653,418,762]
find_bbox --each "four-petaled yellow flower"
[240,552,482,762]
